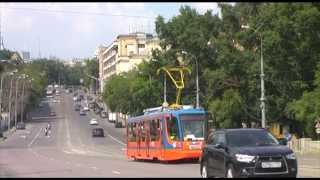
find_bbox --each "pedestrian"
[284,131,292,142]
[44,127,48,136]
[47,122,51,130]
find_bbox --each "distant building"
[20,51,30,60]
[96,32,161,93]
[62,58,86,67]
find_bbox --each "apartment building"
[96,32,160,93]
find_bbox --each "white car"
[73,96,77,101]
[83,106,89,111]
[90,118,98,125]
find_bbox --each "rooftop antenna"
[38,37,41,59]
[0,4,5,50]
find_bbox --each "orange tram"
[126,106,209,161]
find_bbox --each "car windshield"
[180,114,206,140]
[226,130,279,147]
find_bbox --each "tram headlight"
[172,142,176,148]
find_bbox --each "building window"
[138,44,145,48]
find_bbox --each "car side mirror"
[215,143,226,149]
[278,138,287,145]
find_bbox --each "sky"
[0,3,222,60]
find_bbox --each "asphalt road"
[0,90,200,177]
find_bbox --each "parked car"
[74,104,81,111]
[100,111,108,119]
[200,128,297,178]
[49,111,56,116]
[92,128,104,137]
[89,102,95,109]
[16,122,26,130]
[83,106,89,111]
[90,118,98,125]
[79,110,86,116]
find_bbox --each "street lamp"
[241,24,266,128]
[181,51,200,109]
[20,74,29,124]
[85,73,99,95]
[14,75,22,130]
[7,69,18,132]
[0,69,17,135]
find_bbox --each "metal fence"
[289,138,320,154]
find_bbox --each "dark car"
[92,128,104,137]
[16,122,26,130]
[79,94,84,100]
[74,104,81,111]
[200,128,297,178]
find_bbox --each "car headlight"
[235,154,255,163]
[286,152,296,160]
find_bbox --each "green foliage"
[102,61,163,116]
[288,64,320,138]
[208,89,243,128]
[83,58,99,89]
[101,3,320,138]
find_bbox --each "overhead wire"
[5,6,157,20]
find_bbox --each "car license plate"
[261,162,282,168]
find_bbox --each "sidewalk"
[0,127,17,142]
[296,153,320,177]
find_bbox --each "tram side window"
[167,116,179,141]
[128,123,136,141]
[141,122,146,141]
[150,119,160,141]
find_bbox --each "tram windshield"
[180,114,206,141]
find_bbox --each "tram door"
[140,121,150,158]
[137,122,142,156]
[145,121,150,158]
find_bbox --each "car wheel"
[201,163,208,178]
[226,164,235,178]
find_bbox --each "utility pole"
[38,37,41,59]
[0,73,4,134]
[8,75,14,131]
[0,4,5,50]
[241,24,266,128]
[196,58,200,109]
[20,77,25,123]
[260,35,266,128]
[14,77,20,129]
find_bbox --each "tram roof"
[128,108,206,123]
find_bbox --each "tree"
[288,63,320,139]
[83,58,99,92]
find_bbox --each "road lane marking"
[107,134,126,146]
[32,116,64,120]
[112,170,121,175]
[28,127,43,147]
